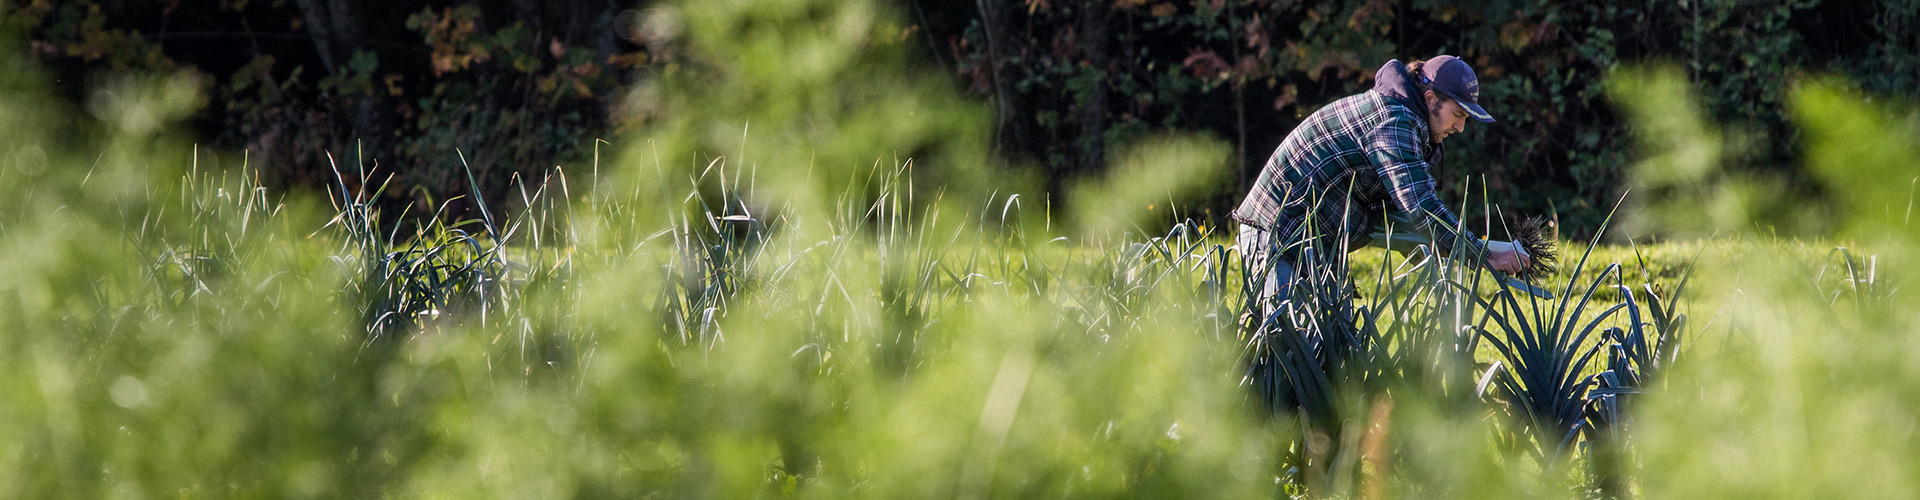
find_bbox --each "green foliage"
[0,36,398,497]
[1475,235,1633,465]
[1069,135,1229,237]
[1612,65,1920,498]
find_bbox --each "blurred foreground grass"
[2,0,1918,498]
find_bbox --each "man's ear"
[1423,89,1440,107]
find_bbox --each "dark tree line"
[10,0,1920,235]
[11,0,651,222]
[918,0,1920,236]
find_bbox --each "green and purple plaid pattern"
[1232,89,1478,260]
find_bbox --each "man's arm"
[1361,112,1482,258]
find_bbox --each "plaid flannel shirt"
[1231,87,1479,262]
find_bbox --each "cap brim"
[1461,100,1494,123]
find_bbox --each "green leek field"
[4,1,1918,498]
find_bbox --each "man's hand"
[1484,240,1533,275]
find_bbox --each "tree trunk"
[1076,2,1110,174]
[1231,2,1248,194]
[291,0,338,73]
[292,0,392,172]
[973,0,1028,160]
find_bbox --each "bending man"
[1233,55,1531,317]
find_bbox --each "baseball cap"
[1421,55,1493,123]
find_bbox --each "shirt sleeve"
[1361,111,1482,258]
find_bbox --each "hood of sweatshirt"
[1373,59,1430,130]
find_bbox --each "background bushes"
[6,0,651,227]
[8,0,1919,235]
[929,0,1918,235]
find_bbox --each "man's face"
[1426,92,1469,143]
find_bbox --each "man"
[1233,55,1531,316]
